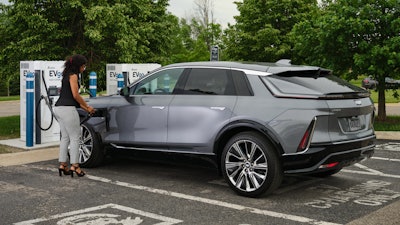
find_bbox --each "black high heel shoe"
[58,163,71,176]
[70,165,85,177]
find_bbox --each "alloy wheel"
[224,140,269,192]
[78,124,94,164]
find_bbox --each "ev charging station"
[106,63,161,95]
[20,61,64,145]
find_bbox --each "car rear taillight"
[297,118,316,152]
[319,162,339,169]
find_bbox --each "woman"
[54,54,95,177]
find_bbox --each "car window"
[132,68,184,95]
[182,68,235,95]
[231,70,253,96]
[264,74,366,95]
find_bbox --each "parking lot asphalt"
[1,138,400,225]
[1,100,400,224]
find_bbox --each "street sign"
[210,46,219,61]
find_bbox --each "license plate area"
[348,116,361,131]
[338,115,365,133]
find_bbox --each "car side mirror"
[120,86,130,97]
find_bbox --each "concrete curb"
[0,147,58,167]
[375,131,400,140]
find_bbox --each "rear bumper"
[282,135,375,174]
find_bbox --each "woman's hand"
[87,106,96,115]
[81,104,96,115]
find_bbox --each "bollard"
[117,73,124,93]
[26,72,34,147]
[89,71,97,97]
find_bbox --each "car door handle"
[210,107,225,111]
[152,106,165,110]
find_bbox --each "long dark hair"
[63,54,87,76]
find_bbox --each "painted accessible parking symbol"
[15,203,183,225]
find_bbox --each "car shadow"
[96,149,345,197]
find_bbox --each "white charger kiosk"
[20,61,64,145]
[106,63,161,95]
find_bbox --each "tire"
[79,123,105,168]
[221,131,283,197]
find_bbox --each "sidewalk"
[375,131,400,140]
[0,138,59,167]
[0,147,58,167]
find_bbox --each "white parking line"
[93,177,341,225]
[375,143,400,152]
[372,156,400,162]
[342,163,400,179]
[26,165,340,225]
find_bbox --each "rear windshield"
[263,74,366,96]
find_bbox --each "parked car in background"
[362,76,378,89]
[362,76,400,90]
[384,77,400,89]
[78,60,376,197]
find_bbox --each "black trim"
[214,119,284,155]
[282,136,375,173]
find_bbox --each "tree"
[0,0,177,92]
[223,0,318,61]
[0,1,69,95]
[83,0,176,89]
[194,0,214,28]
[0,3,13,96]
[292,0,400,120]
[167,0,223,62]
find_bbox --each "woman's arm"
[69,74,95,114]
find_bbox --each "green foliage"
[224,0,319,61]
[374,116,400,131]
[0,0,180,92]
[2,0,399,122]
[170,17,223,63]
[291,0,400,120]
[0,0,225,93]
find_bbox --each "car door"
[167,68,237,153]
[104,68,184,146]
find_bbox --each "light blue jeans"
[53,106,80,164]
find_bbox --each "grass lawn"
[0,115,20,140]
[0,96,20,101]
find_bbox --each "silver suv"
[79,60,375,197]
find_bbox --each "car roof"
[162,60,331,75]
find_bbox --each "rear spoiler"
[276,69,332,78]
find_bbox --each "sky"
[167,0,241,27]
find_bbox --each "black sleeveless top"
[55,73,80,108]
